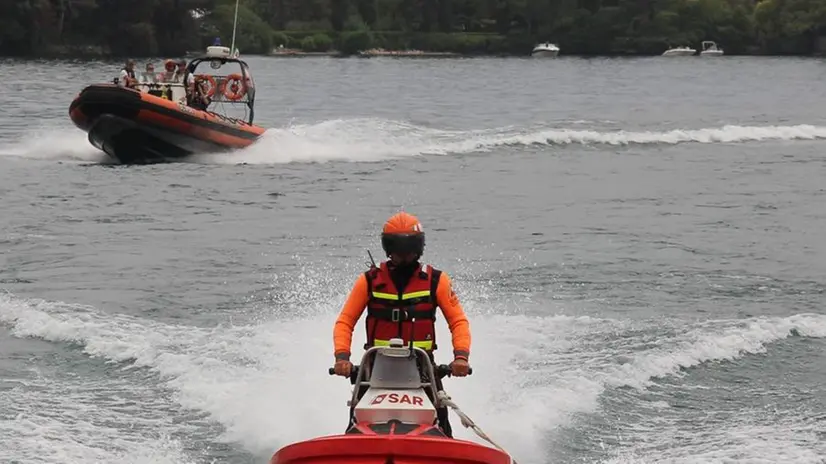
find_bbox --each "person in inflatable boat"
[117,60,138,88]
[160,59,177,82]
[332,211,472,437]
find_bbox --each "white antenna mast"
[229,0,240,56]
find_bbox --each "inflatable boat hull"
[68,84,264,164]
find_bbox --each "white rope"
[437,391,519,464]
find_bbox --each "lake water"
[1,55,825,464]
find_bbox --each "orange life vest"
[364,262,440,352]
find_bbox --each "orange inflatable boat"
[69,47,265,164]
[269,339,517,464]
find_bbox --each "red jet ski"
[269,339,517,464]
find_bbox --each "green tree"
[205,0,273,54]
[3,0,825,57]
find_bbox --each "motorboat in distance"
[662,46,696,56]
[700,41,724,56]
[531,42,560,57]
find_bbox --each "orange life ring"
[221,73,249,101]
[194,74,217,97]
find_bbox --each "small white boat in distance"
[532,42,560,57]
[662,45,696,56]
[700,41,724,56]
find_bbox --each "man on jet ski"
[332,211,472,438]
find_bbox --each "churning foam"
[3,289,826,464]
[0,128,107,163]
[2,119,826,165]
[197,119,826,165]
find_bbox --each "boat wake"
[1,119,826,165]
[1,289,826,464]
[0,128,110,163]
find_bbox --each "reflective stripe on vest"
[371,290,431,301]
[373,339,434,350]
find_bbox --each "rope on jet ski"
[437,391,518,464]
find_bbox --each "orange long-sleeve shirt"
[333,269,471,361]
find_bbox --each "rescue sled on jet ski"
[68,46,265,164]
[269,338,516,464]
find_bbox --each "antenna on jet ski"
[229,0,240,57]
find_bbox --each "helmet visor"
[381,233,424,256]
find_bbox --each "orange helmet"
[381,212,425,257]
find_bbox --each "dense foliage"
[2,0,825,56]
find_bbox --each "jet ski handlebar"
[328,363,472,380]
[329,341,471,408]
[328,340,472,389]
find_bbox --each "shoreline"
[268,48,463,58]
[266,50,826,58]
[3,47,826,60]
[4,52,825,59]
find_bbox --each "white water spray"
[3,120,825,165]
